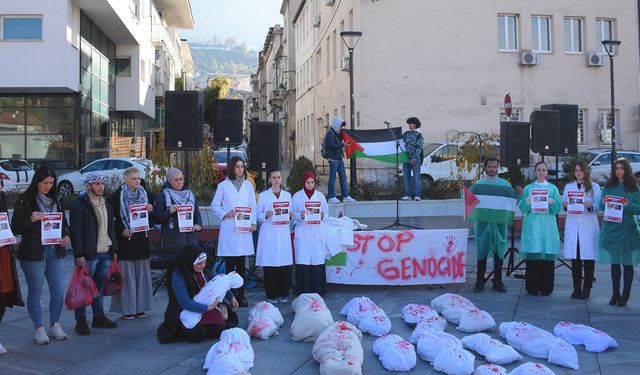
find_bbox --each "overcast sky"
[179,0,284,50]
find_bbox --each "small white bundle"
[547,338,579,370]
[402,303,439,325]
[499,321,556,359]
[291,293,334,342]
[553,321,618,353]
[409,316,448,344]
[508,362,556,375]
[461,333,522,365]
[372,334,417,372]
[474,364,507,375]
[457,307,496,333]
[180,271,244,329]
[203,328,254,375]
[431,293,476,324]
[247,301,284,340]
[432,346,476,375]
[340,296,391,336]
[416,328,462,363]
[312,321,363,375]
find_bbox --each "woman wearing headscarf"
[291,171,329,295]
[109,167,154,319]
[156,244,238,343]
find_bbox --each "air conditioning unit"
[326,0,335,5]
[313,15,321,27]
[587,53,604,67]
[520,51,539,65]
[341,56,350,71]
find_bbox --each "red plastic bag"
[103,260,123,296]
[65,265,99,310]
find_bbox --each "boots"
[571,259,582,299]
[474,259,487,293]
[618,289,631,307]
[492,259,506,293]
[580,260,595,300]
[235,288,249,308]
[609,289,621,305]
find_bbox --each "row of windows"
[498,14,614,54]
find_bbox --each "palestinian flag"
[463,179,517,224]
[342,128,409,164]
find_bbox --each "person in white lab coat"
[291,171,329,296]
[210,156,256,307]
[256,170,293,304]
[562,160,601,300]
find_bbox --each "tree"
[449,131,500,185]
[203,76,231,126]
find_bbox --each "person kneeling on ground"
[157,244,239,343]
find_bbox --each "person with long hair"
[519,162,561,296]
[291,171,329,295]
[11,165,70,344]
[210,156,256,307]
[108,167,154,319]
[156,244,239,343]
[256,170,293,303]
[599,157,640,307]
[562,161,601,299]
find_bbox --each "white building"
[0,0,194,168]
[289,0,640,184]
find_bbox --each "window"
[531,16,551,52]
[564,18,582,53]
[593,153,611,166]
[82,160,109,172]
[577,108,586,145]
[597,109,619,144]
[1,16,42,40]
[596,19,614,53]
[108,160,133,170]
[116,57,131,76]
[498,14,518,51]
[433,145,458,162]
[140,59,146,82]
[499,108,521,121]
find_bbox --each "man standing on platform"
[466,157,517,293]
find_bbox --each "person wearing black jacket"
[11,165,70,345]
[108,167,154,320]
[70,172,118,335]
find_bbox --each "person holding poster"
[0,178,23,354]
[256,170,293,303]
[11,166,70,344]
[562,161,601,300]
[210,156,256,308]
[291,171,329,295]
[599,158,640,307]
[109,167,154,319]
[518,162,561,296]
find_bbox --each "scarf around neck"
[163,185,195,229]
[231,175,245,192]
[119,183,148,229]
[36,192,57,213]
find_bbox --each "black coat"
[70,192,118,260]
[108,186,154,261]
[153,188,202,252]
[11,193,70,261]
[0,191,24,309]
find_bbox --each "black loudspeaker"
[214,99,244,146]
[165,91,203,150]
[250,122,282,171]
[530,110,560,154]
[541,104,579,155]
[500,121,531,167]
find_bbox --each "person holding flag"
[464,157,516,293]
[322,117,356,204]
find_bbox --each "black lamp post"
[602,39,621,171]
[340,30,362,194]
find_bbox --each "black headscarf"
[175,244,213,299]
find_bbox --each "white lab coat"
[291,190,329,265]
[256,188,293,267]
[562,181,601,260]
[210,179,257,257]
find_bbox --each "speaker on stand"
[249,121,282,172]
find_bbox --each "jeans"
[402,162,421,197]
[20,246,65,328]
[328,159,349,198]
[75,252,112,321]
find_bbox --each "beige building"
[286,0,640,184]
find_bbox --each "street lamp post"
[602,39,621,171]
[340,31,362,194]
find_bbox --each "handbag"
[65,265,99,310]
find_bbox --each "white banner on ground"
[326,229,468,285]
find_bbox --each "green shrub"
[286,156,316,193]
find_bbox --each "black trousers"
[0,294,6,323]
[264,266,291,299]
[571,241,595,293]
[180,311,239,343]
[225,256,246,298]
[525,260,555,296]
[611,264,634,292]
[477,254,504,282]
[295,264,326,296]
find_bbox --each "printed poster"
[235,206,252,232]
[177,205,194,232]
[531,189,549,213]
[272,201,290,226]
[41,212,62,245]
[129,204,149,233]
[567,191,585,215]
[304,201,321,224]
[0,212,17,246]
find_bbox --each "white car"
[57,157,161,198]
[558,149,640,184]
[0,159,35,193]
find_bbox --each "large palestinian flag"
[342,128,409,164]
[463,179,517,224]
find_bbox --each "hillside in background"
[189,42,258,77]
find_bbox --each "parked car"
[57,157,161,198]
[0,159,35,193]
[553,149,640,184]
[213,149,247,182]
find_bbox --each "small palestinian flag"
[464,179,517,224]
[342,128,410,164]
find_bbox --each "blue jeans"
[75,252,112,321]
[402,162,421,197]
[20,246,65,328]
[328,159,349,198]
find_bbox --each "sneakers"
[473,280,484,293]
[492,280,507,293]
[343,196,357,203]
[34,327,49,345]
[401,196,410,201]
[328,197,341,204]
[266,298,278,304]
[135,312,146,318]
[122,314,136,320]
[0,341,7,355]
[278,297,289,304]
[414,197,421,201]
[48,323,67,340]
[75,320,91,336]
[92,315,118,328]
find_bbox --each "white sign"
[272,201,290,226]
[177,205,194,232]
[326,229,469,286]
[603,195,625,223]
[531,189,549,213]
[129,204,149,233]
[41,212,63,245]
[567,191,585,215]
[0,212,17,246]
[234,206,252,232]
[304,201,321,224]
